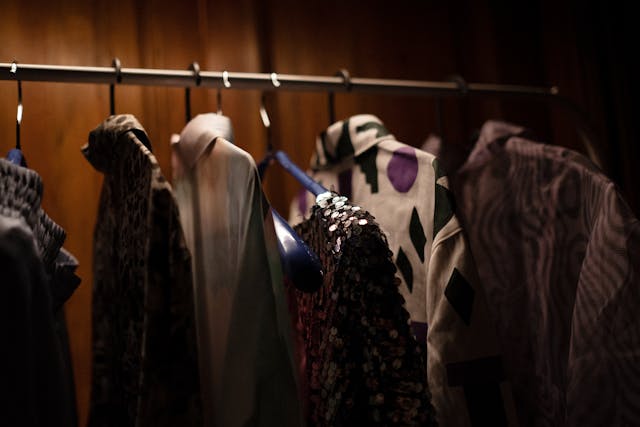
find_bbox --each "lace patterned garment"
[291,193,437,427]
[83,115,201,427]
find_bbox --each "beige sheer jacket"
[172,114,303,427]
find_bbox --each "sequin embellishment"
[290,192,437,426]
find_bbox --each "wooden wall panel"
[0,1,265,425]
[0,1,635,425]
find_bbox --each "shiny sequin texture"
[290,192,437,426]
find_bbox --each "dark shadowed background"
[1,0,637,424]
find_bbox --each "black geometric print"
[355,146,379,194]
[355,121,390,138]
[396,246,414,292]
[433,183,455,238]
[432,157,446,180]
[444,268,474,325]
[409,207,427,263]
[335,120,355,159]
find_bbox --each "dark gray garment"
[0,158,80,427]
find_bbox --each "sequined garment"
[83,115,201,427]
[291,193,437,427]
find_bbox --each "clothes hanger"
[327,69,351,126]
[262,72,332,196]
[258,82,323,293]
[423,74,475,174]
[107,58,153,151]
[175,61,196,147]
[6,61,27,167]
[328,90,335,125]
[272,150,328,197]
[181,64,235,142]
[184,62,200,123]
[172,66,234,170]
[109,57,121,116]
[256,93,273,179]
[209,69,234,142]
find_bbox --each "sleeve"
[344,223,437,426]
[222,169,303,427]
[139,185,202,426]
[426,172,519,427]
[566,183,640,426]
[0,216,71,427]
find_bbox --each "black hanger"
[328,91,335,125]
[427,74,475,173]
[327,69,351,125]
[216,73,223,115]
[256,93,273,179]
[185,62,201,123]
[6,61,27,167]
[109,57,121,116]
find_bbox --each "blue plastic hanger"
[258,90,323,293]
[7,61,27,167]
[272,150,328,196]
[272,209,323,292]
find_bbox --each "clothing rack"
[1,62,601,167]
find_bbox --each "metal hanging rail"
[1,62,558,96]
[0,62,601,167]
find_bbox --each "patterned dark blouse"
[441,121,640,426]
[83,115,201,427]
[291,193,437,426]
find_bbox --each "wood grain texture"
[0,1,635,425]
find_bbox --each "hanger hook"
[259,93,271,129]
[222,70,231,88]
[190,61,202,86]
[185,61,201,123]
[270,72,281,88]
[447,74,468,96]
[328,69,352,124]
[217,70,231,114]
[259,71,282,128]
[337,68,352,92]
[260,93,273,152]
[259,73,282,152]
[110,57,122,115]
[10,61,22,150]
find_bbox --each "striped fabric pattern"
[439,121,640,426]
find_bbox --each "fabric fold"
[85,114,201,427]
[424,120,640,426]
[172,114,303,427]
